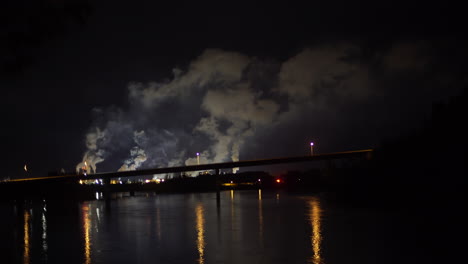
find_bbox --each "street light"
[196,152,200,165]
[310,142,314,156]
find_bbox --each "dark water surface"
[0,190,465,264]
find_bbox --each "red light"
[276,179,281,183]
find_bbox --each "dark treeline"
[329,87,467,207]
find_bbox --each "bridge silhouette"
[11,149,373,182]
[1,149,373,200]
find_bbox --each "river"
[0,189,465,264]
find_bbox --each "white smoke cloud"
[277,46,367,106]
[118,130,148,171]
[271,45,372,130]
[128,49,250,109]
[118,147,147,171]
[76,45,374,175]
[76,128,106,174]
[193,83,280,172]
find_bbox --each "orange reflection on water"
[309,197,323,264]
[195,203,206,264]
[230,190,237,241]
[82,204,91,264]
[258,189,264,248]
[23,210,31,264]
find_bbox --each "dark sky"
[2,0,467,178]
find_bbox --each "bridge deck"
[5,149,373,183]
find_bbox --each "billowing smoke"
[118,131,147,171]
[195,85,279,162]
[77,43,440,175]
[76,128,106,174]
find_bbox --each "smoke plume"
[77,43,443,175]
[117,131,148,171]
[76,128,106,174]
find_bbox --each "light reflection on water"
[41,202,48,262]
[195,203,205,264]
[23,210,30,264]
[309,197,323,264]
[4,190,450,264]
[13,191,320,264]
[21,202,48,264]
[230,189,238,243]
[258,189,264,249]
[82,203,91,264]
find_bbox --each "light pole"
[310,142,314,156]
[196,152,200,165]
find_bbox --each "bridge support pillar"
[103,178,111,200]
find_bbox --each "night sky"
[2,0,467,179]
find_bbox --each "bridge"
[1,149,373,200]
